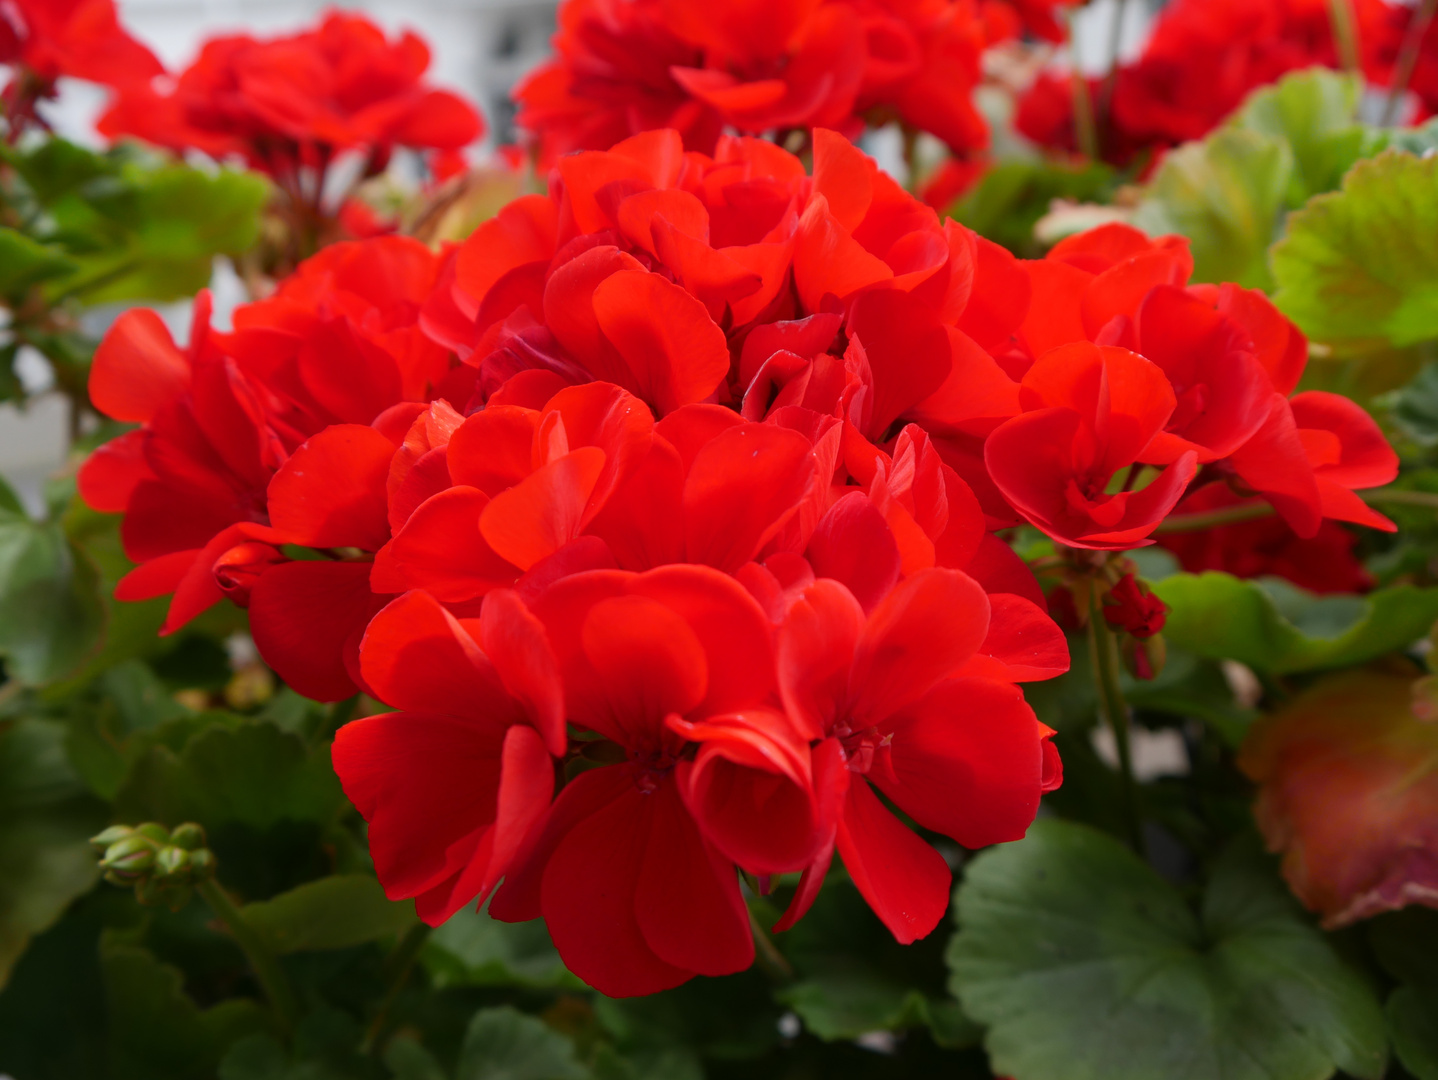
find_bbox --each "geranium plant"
[2,2,1438,1079]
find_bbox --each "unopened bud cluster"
[91,822,215,909]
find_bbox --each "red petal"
[267,425,394,551]
[89,308,190,423]
[592,270,730,415]
[372,486,518,602]
[806,490,901,613]
[479,447,606,571]
[332,709,507,904]
[79,430,153,513]
[836,777,951,944]
[447,406,540,497]
[635,778,754,975]
[359,589,524,723]
[540,780,695,996]
[249,559,385,702]
[875,677,1044,847]
[480,589,567,756]
[779,579,866,741]
[849,568,990,725]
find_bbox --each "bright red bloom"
[985,342,1199,549]
[77,238,463,653]
[1157,485,1374,595]
[772,569,1062,942]
[489,565,799,996]
[0,0,160,92]
[515,0,988,161]
[332,588,564,924]
[98,11,481,181]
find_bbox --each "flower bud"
[90,825,134,854]
[169,823,206,851]
[1122,632,1167,682]
[102,835,156,880]
[134,822,172,845]
[187,848,217,879]
[1102,574,1167,639]
[154,846,190,881]
[214,541,285,608]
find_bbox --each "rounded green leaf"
[1272,150,1438,351]
[948,820,1387,1080]
[238,874,417,955]
[1152,572,1438,673]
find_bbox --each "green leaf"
[948,821,1388,1080]
[1153,571,1438,673]
[1272,150,1438,351]
[0,228,77,297]
[1388,986,1438,1080]
[103,941,268,1080]
[239,874,417,955]
[425,900,579,989]
[1133,128,1292,289]
[950,158,1117,257]
[113,719,345,831]
[777,975,929,1041]
[455,1006,588,1080]
[0,719,105,987]
[1227,68,1379,205]
[54,165,267,305]
[0,510,106,685]
[385,1036,449,1080]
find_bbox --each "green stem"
[197,878,299,1031]
[1087,594,1145,856]
[748,906,794,983]
[362,922,431,1055]
[1362,487,1438,510]
[1154,501,1276,534]
[1382,0,1438,125]
[1328,0,1362,72]
[1071,65,1100,162]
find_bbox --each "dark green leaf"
[455,1006,588,1080]
[0,511,106,685]
[0,719,104,987]
[1133,128,1292,289]
[385,1036,448,1080]
[1153,571,1438,673]
[1272,150,1438,351]
[776,975,929,1041]
[1388,986,1438,1080]
[113,719,345,831]
[103,941,268,1080]
[0,228,77,297]
[425,901,578,989]
[240,874,417,955]
[948,821,1388,1080]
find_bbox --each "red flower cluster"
[0,0,160,128]
[952,223,1397,548]
[81,131,1399,995]
[515,0,989,161]
[1016,0,1395,162]
[98,11,482,184]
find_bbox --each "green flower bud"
[154,846,190,881]
[168,823,205,851]
[187,848,216,879]
[89,825,134,854]
[134,822,172,845]
[102,835,156,880]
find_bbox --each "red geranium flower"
[0,0,160,131]
[98,10,482,244]
[515,0,988,161]
[78,238,465,658]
